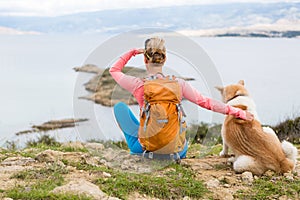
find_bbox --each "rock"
[35,149,63,162]
[213,189,234,200]
[35,149,90,164]
[107,197,121,200]
[1,156,36,166]
[102,148,118,161]
[193,162,213,170]
[183,196,191,200]
[73,64,103,74]
[241,171,254,184]
[205,178,220,188]
[85,142,105,152]
[0,165,25,173]
[3,198,14,200]
[284,172,294,180]
[223,176,236,185]
[264,170,275,177]
[84,156,100,166]
[279,195,292,200]
[103,172,112,178]
[51,179,109,200]
[61,141,85,150]
[16,118,88,135]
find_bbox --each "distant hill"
[0,2,300,37]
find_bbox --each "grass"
[25,135,89,154]
[236,176,300,199]
[95,163,208,200]
[5,162,92,200]
[187,143,223,158]
[7,164,64,199]
[87,139,129,150]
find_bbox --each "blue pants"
[113,102,188,159]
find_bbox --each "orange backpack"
[139,74,187,154]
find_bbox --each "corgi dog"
[216,80,297,175]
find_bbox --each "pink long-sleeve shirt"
[109,49,247,120]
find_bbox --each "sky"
[0,0,299,16]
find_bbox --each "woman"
[109,37,253,159]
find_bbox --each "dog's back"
[224,105,294,174]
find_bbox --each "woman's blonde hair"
[144,37,166,65]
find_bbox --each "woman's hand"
[133,48,145,56]
[136,48,145,54]
[245,111,254,121]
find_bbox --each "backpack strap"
[142,150,181,163]
[176,103,187,134]
[142,101,151,132]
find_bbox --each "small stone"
[226,172,233,176]
[278,195,290,200]
[213,189,234,200]
[85,156,100,166]
[35,149,63,163]
[3,198,14,200]
[254,175,259,180]
[218,176,225,181]
[51,179,108,199]
[223,184,231,188]
[264,170,275,177]
[66,166,76,172]
[103,172,111,178]
[223,176,236,185]
[205,178,220,188]
[284,172,294,181]
[107,197,121,200]
[1,156,35,166]
[191,162,213,170]
[183,196,191,200]
[241,171,253,184]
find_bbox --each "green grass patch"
[87,139,129,151]
[95,164,208,200]
[11,163,68,180]
[7,186,92,200]
[6,162,80,199]
[26,135,88,153]
[188,144,223,158]
[237,176,300,199]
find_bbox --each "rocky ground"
[0,141,299,200]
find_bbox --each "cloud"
[0,0,298,16]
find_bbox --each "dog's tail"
[281,140,298,168]
[280,157,296,173]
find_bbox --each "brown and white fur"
[216,80,297,175]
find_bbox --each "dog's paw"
[219,150,228,157]
[227,156,235,163]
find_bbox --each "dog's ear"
[238,80,245,86]
[215,86,224,94]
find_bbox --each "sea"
[0,34,299,147]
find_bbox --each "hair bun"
[144,37,166,64]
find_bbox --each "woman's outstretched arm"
[179,79,253,120]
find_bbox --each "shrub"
[26,135,61,148]
[272,116,300,144]
[186,122,222,145]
